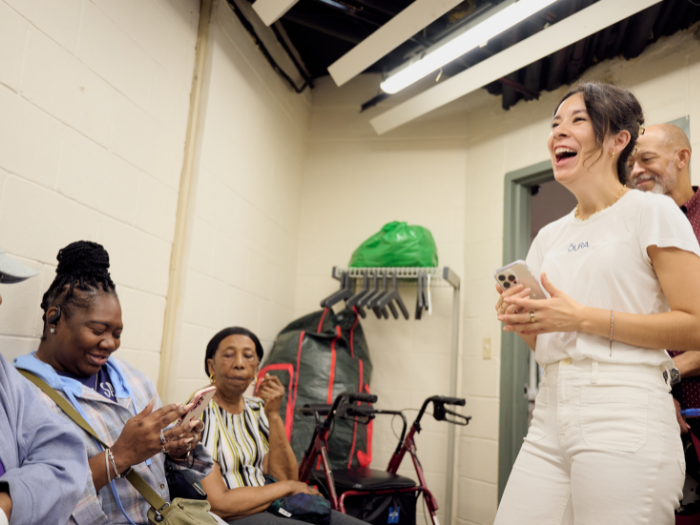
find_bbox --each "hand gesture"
[111,400,191,472]
[166,418,204,460]
[257,373,285,418]
[498,272,584,335]
[495,282,532,318]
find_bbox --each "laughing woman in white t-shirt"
[493,82,700,525]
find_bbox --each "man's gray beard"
[649,182,667,195]
[635,175,668,195]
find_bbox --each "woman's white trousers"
[495,358,685,525]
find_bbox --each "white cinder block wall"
[294,74,469,525]
[165,0,312,403]
[294,27,700,525]
[0,0,200,383]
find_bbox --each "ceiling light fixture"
[370,0,661,134]
[380,0,559,94]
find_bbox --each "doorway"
[497,161,577,500]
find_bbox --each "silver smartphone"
[494,260,547,299]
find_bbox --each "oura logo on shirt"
[568,242,589,252]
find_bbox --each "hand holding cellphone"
[494,260,547,299]
[174,386,216,428]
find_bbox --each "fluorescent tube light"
[328,0,464,87]
[370,0,662,134]
[380,0,559,94]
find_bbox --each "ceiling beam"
[252,0,299,26]
[327,0,465,87]
[370,0,662,135]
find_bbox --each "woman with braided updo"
[14,241,214,525]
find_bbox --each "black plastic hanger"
[320,271,352,308]
[346,271,370,308]
[377,271,410,320]
[415,271,425,320]
[373,271,391,319]
[358,271,379,308]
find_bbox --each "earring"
[49,327,56,334]
[209,374,215,384]
[611,151,615,160]
[252,376,257,386]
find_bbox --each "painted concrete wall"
[0,0,200,384]
[294,27,700,525]
[294,73,469,525]
[165,0,312,404]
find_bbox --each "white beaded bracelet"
[105,448,112,484]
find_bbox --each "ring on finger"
[160,429,167,444]
[530,312,536,324]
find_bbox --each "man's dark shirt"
[669,186,700,408]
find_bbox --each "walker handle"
[299,404,331,416]
[349,393,377,404]
[431,396,466,406]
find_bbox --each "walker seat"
[315,468,420,525]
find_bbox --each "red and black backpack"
[259,307,373,469]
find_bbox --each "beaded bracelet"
[108,449,120,479]
[108,449,131,479]
[105,448,112,484]
[609,310,615,357]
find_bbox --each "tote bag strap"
[18,369,170,512]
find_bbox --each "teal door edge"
[498,160,553,501]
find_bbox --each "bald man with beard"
[629,124,700,520]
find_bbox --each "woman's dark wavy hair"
[205,327,264,375]
[555,81,645,184]
[40,241,117,328]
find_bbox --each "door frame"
[498,160,554,500]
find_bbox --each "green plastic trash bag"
[349,221,438,268]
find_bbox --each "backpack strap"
[18,369,170,513]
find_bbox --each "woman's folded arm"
[202,463,295,521]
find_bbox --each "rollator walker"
[298,392,470,525]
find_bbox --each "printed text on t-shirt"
[568,242,589,252]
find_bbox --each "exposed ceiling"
[246,0,700,110]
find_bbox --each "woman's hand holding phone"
[166,417,204,460]
[498,272,585,335]
[495,282,531,317]
[111,400,192,472]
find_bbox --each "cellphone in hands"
[494,260,547,299]
[174,385,216,428]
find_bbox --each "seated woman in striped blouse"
[200,327,365,525]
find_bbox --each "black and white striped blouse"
[201,397,270,488]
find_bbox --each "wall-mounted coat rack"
[321,266,462,525]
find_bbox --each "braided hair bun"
[55,241,112,286]
[41,240,117,320]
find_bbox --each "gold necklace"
[575,186,626,220]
